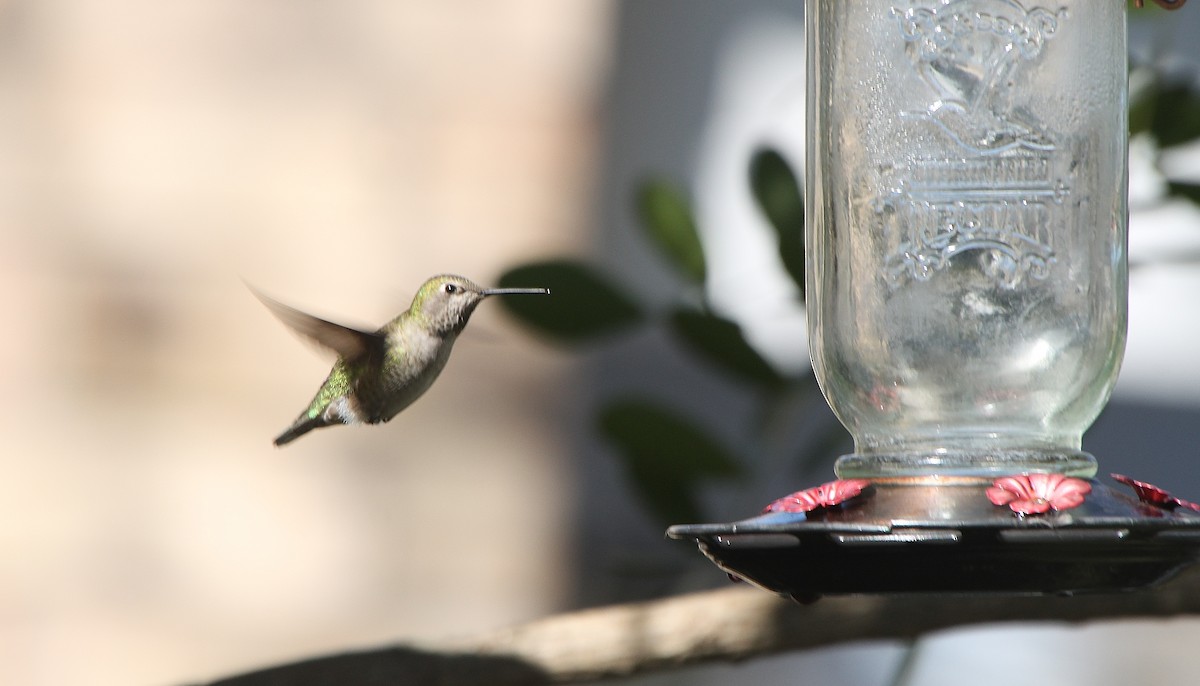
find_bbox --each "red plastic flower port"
[763,479,872,514]
[986,474,1091,515]
[1111,474,1200,513]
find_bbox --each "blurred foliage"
[599,399,742,525]
[499,149,842,530]
[499,60,1200,533]
[668,307,786,389]
[498,261,643,343]
[1130,68,1200,206]
[635,181,707,284]
[749,149,806,295]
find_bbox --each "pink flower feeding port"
[762,480,872,514]
[986,474,1091,515]
[668,0,1200,599]
[1112,474,1200,513]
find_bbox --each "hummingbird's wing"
[251,288,385,362]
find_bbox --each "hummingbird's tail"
[273,416,324,447]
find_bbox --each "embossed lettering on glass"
[806,0,1127,477]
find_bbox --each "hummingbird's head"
[411,274,548,336]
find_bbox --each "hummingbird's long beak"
[482,287,551,296]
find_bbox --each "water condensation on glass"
[805,0,1128,477]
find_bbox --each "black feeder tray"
[667,477,1200,601]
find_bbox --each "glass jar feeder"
[806,0,1128,478]
[669,0,1200,599]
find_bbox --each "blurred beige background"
[0,2,612,684]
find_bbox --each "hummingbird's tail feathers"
[273,416,324,447]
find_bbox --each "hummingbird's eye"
[443,283,458,294]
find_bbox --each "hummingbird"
[255,274,549,446]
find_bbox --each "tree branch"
[206,566,1200,685]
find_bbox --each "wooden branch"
[206,566,1200,686]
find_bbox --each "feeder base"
[666,479,1200,600]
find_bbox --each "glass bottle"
[805,0,1128,478]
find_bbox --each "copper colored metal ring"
[1135,0,1187,9]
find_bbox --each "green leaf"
[1129,75,1157,137]
[635,179,706,284]
[1168,181,1200,206]
[1141,81,1200,147]
[599,398,742,525]
[497,260,642,344]
[669,307,785,388]
[749,149,806,296]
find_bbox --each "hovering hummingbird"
[255,274,549,446]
